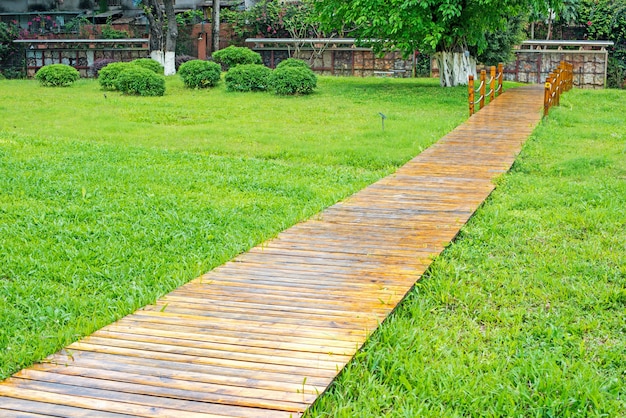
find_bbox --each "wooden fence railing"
[544,61,574,116]
[468,63,504,116]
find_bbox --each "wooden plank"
[0,410,51,418]
[36,355,328,395]
[66,343,341,379]
[46,350,333,388]
[0,384,278,418]
[76,335,347,371]
[14,370,313,413]
[107,318,363,350]
[153,295,388,325]
[92,330,356,361]
[0,397,136,417]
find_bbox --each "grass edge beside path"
[305,88,626,417]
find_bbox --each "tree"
[211,0,220,54]
[0,22,19,66]
[140,0,178,75]
[579,0,626,88]
[316,0,559,86]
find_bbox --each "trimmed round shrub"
[175,54,196,70]
[98,61,132,90]
[178,60,221,89]
[114,66,165,96]
[131,58,164,74]
[225,64,272,92]
[92,58,117,77]
[212,46,262,70]
[269,66,317,95]
[276,58,310,70]
[35,64,80,87]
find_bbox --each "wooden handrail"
[544,61,573,117]
[468,64,504,116]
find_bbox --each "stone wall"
[500,41,611,89]
[503,50,608,89]
[247,40,414,77]
[16,39,149,77]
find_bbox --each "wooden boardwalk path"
[0,85,544,417]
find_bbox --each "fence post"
[555,68,561,107]
[567,62,573,91]
[497,63,504,96]
[544,74,552,117]
[468,75,475,116]
[479,70,486,110]
[489,66,496,103]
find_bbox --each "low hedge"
[35,64,80,87]
[114,66,165,96]
[269,66,317,95]
[178,60,221,89]
[131,58,164,74]
[212,46,262,70]
[98,62,133,90]
[276,58,310,70]
[92,58,117,77]
[175,55,196,70]
[225,64,272,92]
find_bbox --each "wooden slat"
[0,85,544,417]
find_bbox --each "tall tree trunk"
[143,0,176,75]
[144,0,164,65]
[163,0,177,75]
[435,50,476,87]
[211,0,220,53]
[546,18,552,40]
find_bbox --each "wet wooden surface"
[0,85,544,417]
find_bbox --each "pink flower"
[28,21,32,25]
[587,20,592,26]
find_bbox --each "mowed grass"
[0,76,467,379]
[306,89,626,417]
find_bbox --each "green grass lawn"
[0,76,468,380]
[306,89,626,417]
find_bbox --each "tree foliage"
[316,0,540,56]
[223,0,323,41]
[579,0,626,88]
[476,15,528,65]
[0,22,20,69]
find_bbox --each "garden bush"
[92,58,117,77]
[212,46,262,70]
[35,64,80,87]
[178,59,221,88]
[269,65,317,95]
[224,64,272,92]
[114,66,165,96]
[131,58,164,74]
[275,58,310,70]
[175,54,196,70]
[98,61,132,90]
